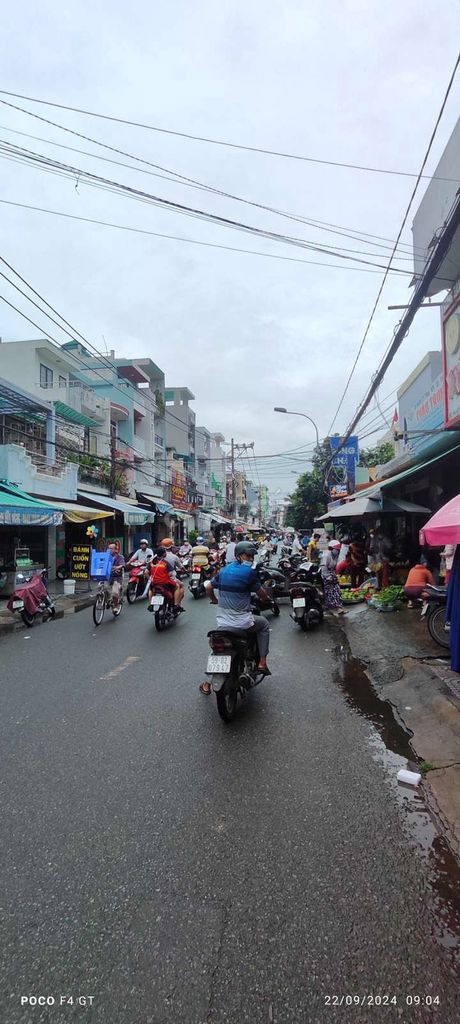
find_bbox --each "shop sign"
[443,302,460,428]
[329,483,348,500]
[329,436,359,493]
[171,470,188,510]
[402,373,444,454]
[70,544,91,580]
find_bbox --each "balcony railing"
[38,379,107,421]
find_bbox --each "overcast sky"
[1,1,459,497]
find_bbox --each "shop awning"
[0,483,63,526]
[210,512,233,525]
[316,495,431,523]
[171,509,193,520]
[353,444,460,501]
[78,491,155,526]
[43,499,113,523]
[136,492,173,516]
[54,401,96,429]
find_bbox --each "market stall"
[0,483,63,597]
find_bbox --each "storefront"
[77,490,155,555]
[0,483,63,596]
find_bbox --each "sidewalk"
[0,580,96,637]
[341,601,460,857]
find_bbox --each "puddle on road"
[334,642,460,977]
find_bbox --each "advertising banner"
[443,301,460,428]
[171,469,188,510]
[70,544,91,580]
[329,436,359,494]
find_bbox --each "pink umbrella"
[419,493,460,546]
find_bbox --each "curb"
[0,595,94,637]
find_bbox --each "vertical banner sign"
[70,544,91,580]
[329,436,359,495]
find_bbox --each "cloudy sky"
[1,1,459,497]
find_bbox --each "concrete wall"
[0,444,78,499]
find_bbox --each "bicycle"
[92,579,124,626]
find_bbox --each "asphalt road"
[1,587,459,1024]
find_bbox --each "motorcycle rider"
[199,541,271,696]
[179,539,192,557]
[126,538,154,566]
[161,538,185,609]
[148,546,184,615]
[107,542,125,609]
[191,536,210,568]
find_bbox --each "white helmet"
[140,538,149,545]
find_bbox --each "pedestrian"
[321,540,345,615]
[373,530,392,590]
[292,532,303,554]
[348,533,367,588]
[441,544,456,586]
[403,562,434,608]
[307,531,322,563]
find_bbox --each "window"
[59,375,66,388]
[39,364,53,388]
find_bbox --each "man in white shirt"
[127,539,153,565]
[224,534,237,564]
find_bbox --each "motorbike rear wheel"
[427,604,450,649]
[93,592,105,626]
[20,608,35,627]
[126,582,137,604]
[192,588,200,599]
[272,602,280,617]
[216,680,238,723]
[155,604,167,631]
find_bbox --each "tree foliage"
[285,440,332,530]
[358,441,395,468]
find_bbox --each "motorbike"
[177,553,192,579]
[126,560,152,603]
[288,562,324,631]
[149,583,178,632]
[421,584,450,649]
[188,563,215,599]
[205,627,270,722]
[7,568,56,627]
[250,573,280,616]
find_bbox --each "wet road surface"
[1,590,459,1023]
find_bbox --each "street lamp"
[273,407,320,449]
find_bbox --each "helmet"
[162,537,173,548]
[140,538,149,545]
[235,541,258,559]
[196,536,205,544]
[328,540,341,549]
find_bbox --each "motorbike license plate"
[421,601,428,618]
[152,595,164,607]
[12,600,24,609]
[292,597,306,608]
[207,654,231,673]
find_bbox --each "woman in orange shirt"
[404,563,434,607]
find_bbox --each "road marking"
[98,655,140,681]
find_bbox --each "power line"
[0,199,416,278]
[327,50,460,435]
[341,190,460,447]
[1,87,460,183]
[0,141,419,277]
[0,104,426,259]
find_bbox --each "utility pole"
[110,426,117,498]
[228,439,254,518]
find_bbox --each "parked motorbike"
[205,627,270,722]
[126,560,152,603]
[7,568,56,627]
[250,573,280,616]
[421,584,450,649]
[258,565,288,599]
[289,563,324,631]
[149,583,178,632]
